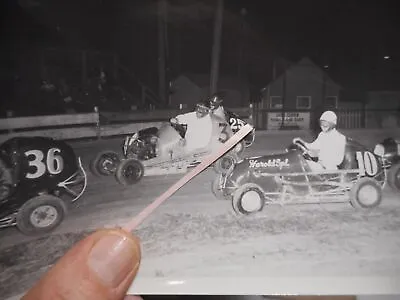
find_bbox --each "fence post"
[94,106,101,140]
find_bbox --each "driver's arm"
[175,113,192,124]
[305,133,322,150]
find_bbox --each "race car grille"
[0,211,17,228]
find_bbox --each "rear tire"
[350,177,382,209]
[115,159,145,185]
[90,150,121,177]
[387,163,400,192]
[16,195,67,236]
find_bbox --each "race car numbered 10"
[355,150,379,177]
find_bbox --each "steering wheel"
[292,139,317,161]
[293,139,309,153]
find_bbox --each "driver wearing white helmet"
[170,103,213,152]
[293,110,346,171]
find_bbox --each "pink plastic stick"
[123,124,254,232]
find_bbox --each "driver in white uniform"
[293,111,346,171]
[208,93,226,120]
[170,103,213,153]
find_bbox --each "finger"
[22,228,141,300]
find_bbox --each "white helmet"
[320,110,337,125]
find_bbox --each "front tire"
[232,183,265,216]
[115,159,145,185]
[350,177,383,209]
[16,195,67,236]
[211,174,230,200]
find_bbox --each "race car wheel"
[387,163,400,192]
[211,174,230,200]
[90,150,121,177]
[115,159,144,185]
[213,154,236,174]
[232,183,265,215]
[16,194,67,236]
[350,177,383,209]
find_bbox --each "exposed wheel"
[244,129,256,148]
[350,177,383,209]
[16,194,67,236]
[387,163,400,192]
[232,183,265,215]
[213,154,236,174]
[211,174,230,200]
[115,159,145,185]
[90,150,121,177]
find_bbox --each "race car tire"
[115,158,144,185]
[350,177,383,209]
[244,129,256,148]
[16,194,67,236]
[90,150,121,177]
[387,163,400,192]
[213,154,236,175]
[232,183,265,215]
[211,174,230,200]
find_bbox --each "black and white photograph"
[1,0,400,299]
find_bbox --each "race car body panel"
[0,137,87,232]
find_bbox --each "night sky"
[1,0,400,101]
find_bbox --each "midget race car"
[0,137,87,236]
[212,136,391,215]
[90,112,249,185]
[374,137,400,191]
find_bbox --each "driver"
[208,92,226,120]
[170,103,213,152]
[293,110,346,171]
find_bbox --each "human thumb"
[22,228,141,300]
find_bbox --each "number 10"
[355,151,378,177]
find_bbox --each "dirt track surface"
[1,132,400,298]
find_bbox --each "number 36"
[24,148,64,179]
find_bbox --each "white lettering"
[249,158,290,170]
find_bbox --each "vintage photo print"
[1,0,400,299]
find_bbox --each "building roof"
[261,56,342,92]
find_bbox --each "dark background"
[1,0,399,113]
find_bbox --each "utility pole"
[209,0,224,95]
[158,0,167,106]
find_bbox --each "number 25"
[24,148,64,179]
